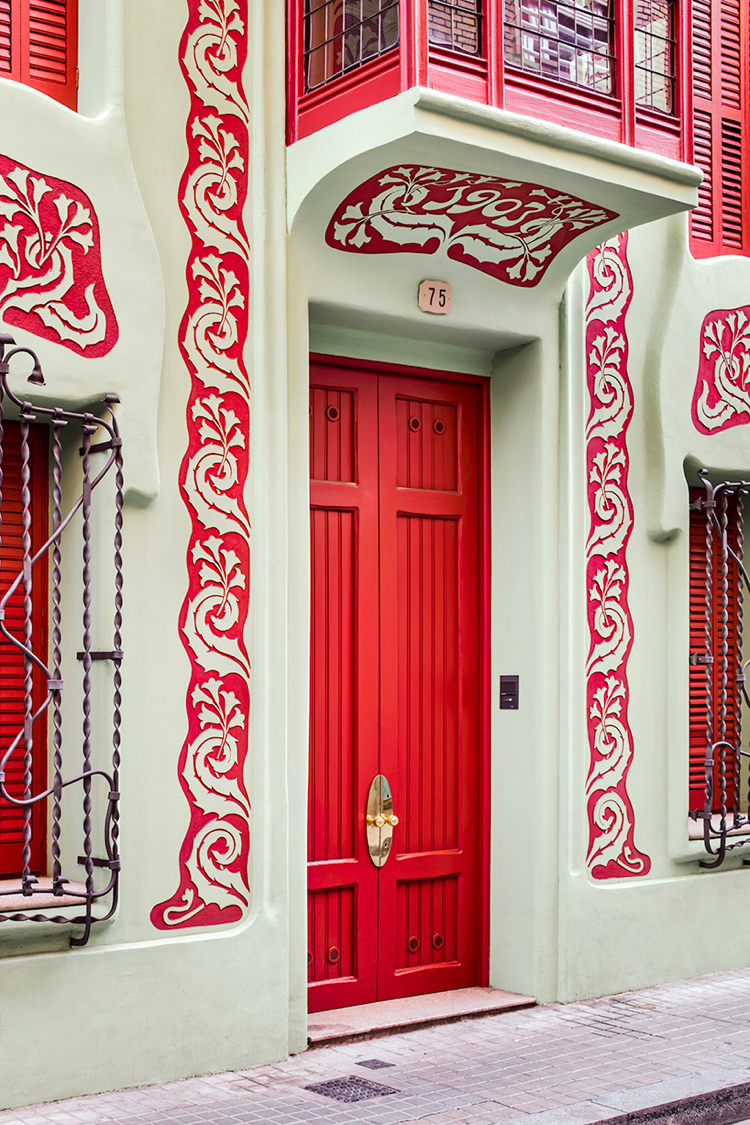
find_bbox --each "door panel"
[308,367,380,1012]
[377,375,481,999]
[308,365,484,1010]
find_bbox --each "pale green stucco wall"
[0,0,749,1111]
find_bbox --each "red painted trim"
[678,0,693,163]
[618,0,636,147]
[503,73,623,144]
[428,45,487,78]
[309,351,489,385]
[285,0,301,144]
[485,0,504,108]
[296,54,401,141]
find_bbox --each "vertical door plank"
[307,364,380,1011]
[377,374,482,1000]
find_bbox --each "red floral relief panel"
[151,0,251,930]
[326,165,617,287]
[692,306,750,435]
[0,155,117,356]
[585,233,650,879]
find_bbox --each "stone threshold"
[307,985,536,1047]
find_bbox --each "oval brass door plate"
[365,774,398,867]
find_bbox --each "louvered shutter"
[690,0,749,257]
[0,1,12,79]
[0,423,48,878]
[689,490,740,814]
[0,0,77,109]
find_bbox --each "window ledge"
[671,818,750,865]
[0,877,88,912]
[413,88,701,191]
[688,813,750,841]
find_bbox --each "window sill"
[688,813,750,841]
[671,816,750,865]
[0,877,88,912]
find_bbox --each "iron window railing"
[689,473,750,868]
[0,333,122,946]
[503,0,615,95]
[303,0,399,90]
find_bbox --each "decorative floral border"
[584,234,650,879]
[151,0,251,930]
[692,305,750,435]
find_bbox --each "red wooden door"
[308,361,485,1011]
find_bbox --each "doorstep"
[307,985,536,1046]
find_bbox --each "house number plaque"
[418,279,452,314]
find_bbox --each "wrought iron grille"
[503,0,615,96]
[428,0,482,56]
[0,333,122,945]
[303,0,399,91]
[634,0,675,114]
[689,473,750,868]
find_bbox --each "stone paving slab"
[5,969,750,1124]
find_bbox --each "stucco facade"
[0,0,749,1111]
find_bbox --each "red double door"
[308,361,485,1012]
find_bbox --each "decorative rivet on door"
[433,419,446,435]
[328,946,340,964]
[365,774,399,867]
[326,404,340,422]
[432,933,444,950]
[407,936,420,953]
[408,416,421,432]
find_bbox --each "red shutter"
[689,489,740,814]
[0,0,12,77]
[690,0,749,257]
[1,0,77,109]
[0,423,48,878]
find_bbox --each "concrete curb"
[592,1080,750,1124]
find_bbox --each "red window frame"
[287,0,691,163]
[0,0,78,111]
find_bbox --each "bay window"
[289,0,689,161]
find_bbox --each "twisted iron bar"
[0,334,122,943]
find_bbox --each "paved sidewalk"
[6,969,750,1125]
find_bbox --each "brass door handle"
[366,813,399,828]
[365,775,398,867]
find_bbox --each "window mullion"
[618,0,636,145]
